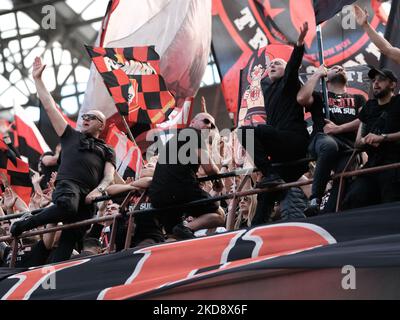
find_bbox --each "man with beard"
[237,22,310,226]
[342,68,400,209]
[297,65,366,215]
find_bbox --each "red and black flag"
[13,105,51,170]
[105,124,143,180]
[0,140,32,205]
[85,45,176,125]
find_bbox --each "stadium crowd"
[1,6,400,268]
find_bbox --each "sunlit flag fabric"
[105,124,143,180]
[14,105,51,170]
[80,0,211,131]
[86,45,175,125]
[0,140,32,205]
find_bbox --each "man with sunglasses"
[342,68,400,210]
[11,57,116,263]
[149,113,225,240]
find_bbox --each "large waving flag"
[0,140,32,205]
[105,124,143,180]
[14,105,51,170]
[86,45,175,125]
[80,0,211,129]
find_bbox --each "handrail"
[1,161,399,267]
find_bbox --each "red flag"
[14,105,51,169]
[105,124,143,179]
[0,140,32,205]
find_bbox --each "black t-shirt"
[310,92,366,145]
[359,95,400,163]
[149,128,204,197]
[261,44,309,138]
[56,126,116,190]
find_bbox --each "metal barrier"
[1,160,399,268]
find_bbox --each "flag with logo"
[86,45,175,125]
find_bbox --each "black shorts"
[150,186,219,234]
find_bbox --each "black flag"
[313,0,357,25]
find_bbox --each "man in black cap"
[342,67,400,209]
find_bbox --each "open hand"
[32,56,46,80]
[354,5,368,26]
[297,22,309,46]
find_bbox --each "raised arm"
[32,57,68,137]
[297,65,327,107]
[284,22,308,85]
[354,5,400,65]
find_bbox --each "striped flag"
[0,140,32,205]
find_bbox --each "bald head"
[267,58,287,82]
[190,113,216,130]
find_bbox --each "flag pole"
[316,25,330,119]
[121,115,136,143]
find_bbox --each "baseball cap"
[368,67,398,82]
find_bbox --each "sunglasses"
[81,114,103,123]
[202,118,215,129]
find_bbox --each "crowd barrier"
[1,159,399,268]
